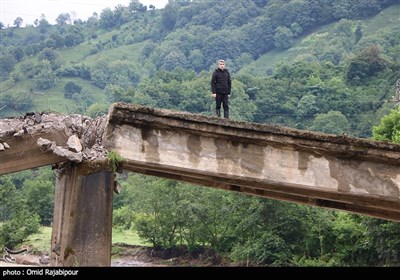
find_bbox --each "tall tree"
[13,17,23,27]
[372,107,400,143]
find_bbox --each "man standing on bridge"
[211,59,231,119]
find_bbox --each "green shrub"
[0,209,40,249]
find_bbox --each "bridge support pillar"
[50,165,113,266]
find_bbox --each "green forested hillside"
[1,0,400,267]
[240,4,400,76]
[1,1,399,138]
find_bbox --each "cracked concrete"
[1,103,400,221]
[0,113,108,175]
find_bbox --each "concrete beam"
[105,103,400,221]
[0,114,69,175]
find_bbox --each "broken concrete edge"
[56,159,113,176]
[107,102,400,164]
[0,112,123,175]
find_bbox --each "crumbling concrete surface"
[0,113,108,175]
[105,102,400,221]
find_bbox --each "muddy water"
[111,259,164,267]
[1,259,164,267]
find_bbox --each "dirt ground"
[0,261,31,267]
[0,244,233,267]
[111,243,236,267]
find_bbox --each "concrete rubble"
[0,112,108,163]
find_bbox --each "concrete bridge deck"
[104,103,400,221]
[1,102,400,266]
[1,103,400,220]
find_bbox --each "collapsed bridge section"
[105,102,400,221]
[1,102,400,266]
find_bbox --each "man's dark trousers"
[216,93,229,119]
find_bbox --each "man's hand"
[212,93,216,99]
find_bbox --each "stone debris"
[67,134,82,153]
[37,137,54,149]
[13,129,25,137]
[0,141,10,151]
[53,146,83,162]
[0,112,108,164]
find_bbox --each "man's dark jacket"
[211,68,231,95]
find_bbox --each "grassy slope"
[21,226,53,253]
[239,4,400,77]
[21,226,148,254]
[0,22,149,117]
[112,227,150,246]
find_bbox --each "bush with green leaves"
[0,209,40,249]
[112,205,135,230]
[372,107,400,143]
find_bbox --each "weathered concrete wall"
[105,102,400,221]
[51,165,113,267]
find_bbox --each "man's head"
[217,59,225,70]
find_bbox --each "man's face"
[218,61,225,70]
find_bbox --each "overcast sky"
[0,0,168,27]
